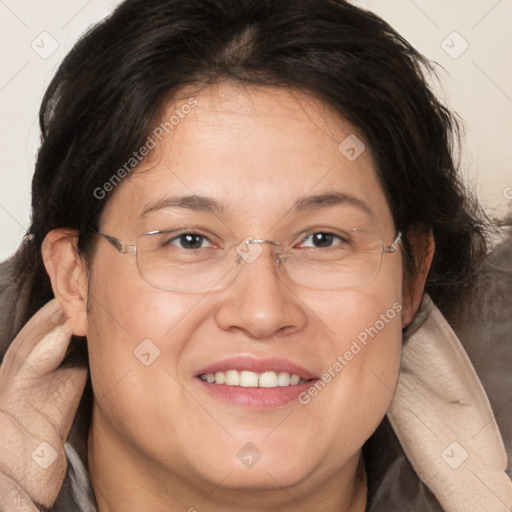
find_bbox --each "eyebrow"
[139,190,373,218]
[139,194,224,217]
[294,191,372,216]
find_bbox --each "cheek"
[299,263,403,453]
[332,294,403,408]
[313,286,403,399]
[83,255,204,421]
[337,262,403,411]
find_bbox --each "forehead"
[100,82,394,234]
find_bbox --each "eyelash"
[163,231,349,250]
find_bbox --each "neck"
[88,408,367,512]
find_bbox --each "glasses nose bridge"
[235,238,286,268]
[246,238,280,248]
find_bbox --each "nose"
[215,242,307,339]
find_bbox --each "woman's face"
[84,82,406,496]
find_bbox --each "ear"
[401,229,435,328]
[42,229,89,336]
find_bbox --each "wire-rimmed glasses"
[89,226,402,293]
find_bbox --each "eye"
[166,233,215,250]
[297,232,348,249]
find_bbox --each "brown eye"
[298,232,346,249]
[165,233,213,250]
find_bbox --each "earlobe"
[401,230,435,328]
[42,229,88,336]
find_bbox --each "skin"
[42,82,433,512]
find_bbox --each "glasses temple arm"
[88,226,135,254]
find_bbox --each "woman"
[0,0,510,510]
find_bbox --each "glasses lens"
[136,231,236,293]
[284,230,384,290]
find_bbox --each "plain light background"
[0,0,511,261]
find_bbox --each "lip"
[194,356,318,409]
[195,356,318,380]
[196,378,317,409]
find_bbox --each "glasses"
[89,225,401,293]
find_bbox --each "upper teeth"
[199,370,307,388]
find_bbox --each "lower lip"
[196,377,318,409]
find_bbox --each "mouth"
[195,357,318,408]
